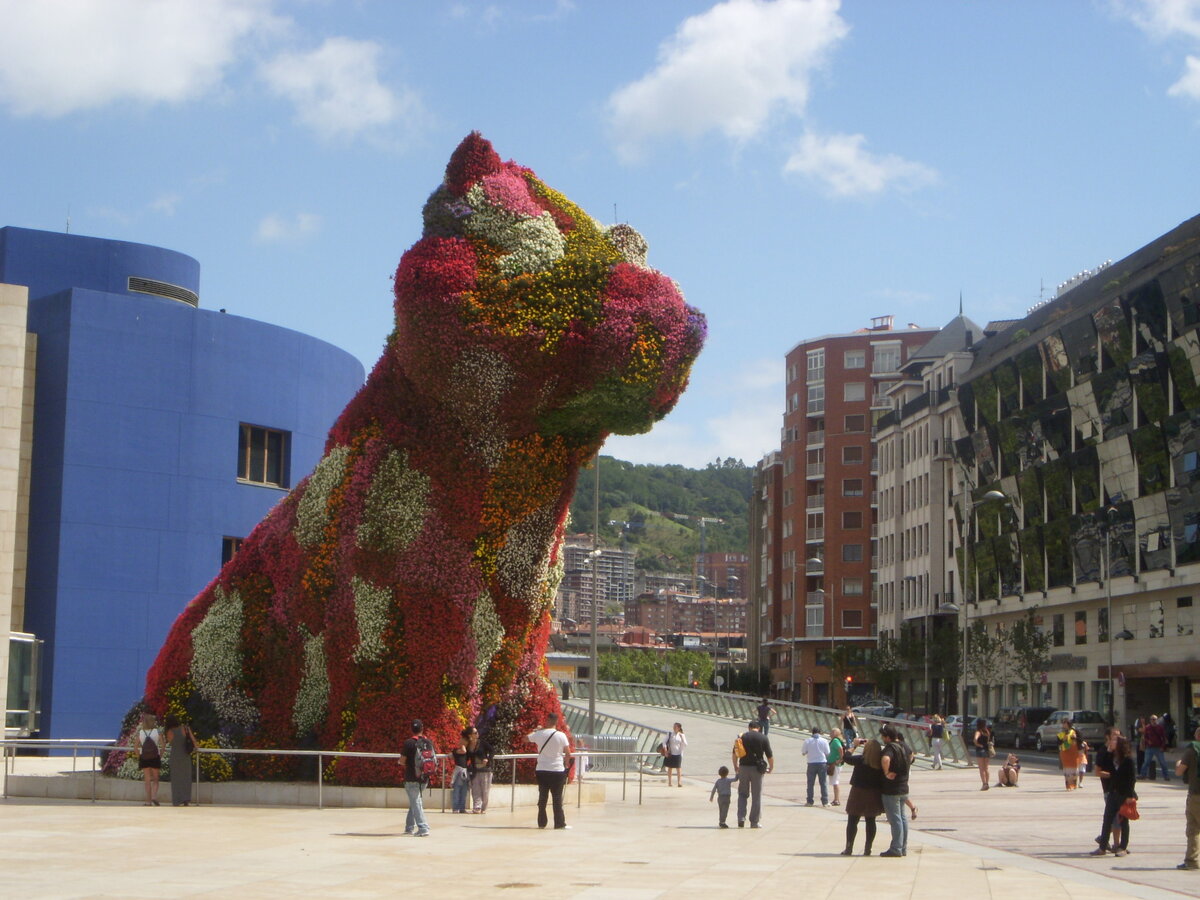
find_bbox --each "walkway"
[1,701,1196,898]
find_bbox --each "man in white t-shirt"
[803,727,831,807]
[527,713,572,829]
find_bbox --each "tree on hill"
[568,456,753,571]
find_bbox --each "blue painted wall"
[6,229,364,737]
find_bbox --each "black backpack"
[417,737,437,783]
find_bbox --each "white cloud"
[1169,54,1200,98]
[607,0,848,161]
[1117,0,1200,40]
[1116,0,1200,99]
[259,37,417,140]
[150,193,183,216]
[0,0,282,117]
[255,212,321,243]
[783,132,938,197]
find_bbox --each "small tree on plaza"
[867,634,905,701]
[1009,609,1053,705]
[964,621,1007,715]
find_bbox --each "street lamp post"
[789,575,797,701]
[1103,506,1118,725]
[588,455,600,737]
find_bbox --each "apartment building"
[874,315,983,714]
[765,316,938,706]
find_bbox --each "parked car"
[852,700,897,719]
[1034,710,1107,752]
[991,706,1056,749]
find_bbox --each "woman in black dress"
[841,737,884,856]
[1105,736,1137,856]
[163,714,196,807]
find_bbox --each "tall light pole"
[1103,506,1118,725]
[789,574,797,701]
[588,455,600,737]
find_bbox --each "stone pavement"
[1,701,1196,899]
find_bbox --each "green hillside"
[568,456,752,572]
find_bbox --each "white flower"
[292,628,329,736]
[470,589,504,688]
[190,586,257,728]
[295,445,350,547]
[351,576,392,664]
[356,449,430,552]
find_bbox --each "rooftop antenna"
[65,206,71,234]
[958,291,962,316]
[613,203,618,224]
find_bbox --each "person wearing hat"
[732,720,773,828]
[402,720,436,836]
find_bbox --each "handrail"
[0,739,663,809]
[576,682,970,764]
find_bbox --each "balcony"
[806,462,825,478]
[806,429,825,446]
[870,491,879,506]
[871,394,891,410]
[806,527,825,541]
[807,399,825,414]
[806,591,826,604]
[806,494,825,509]
[806,558,824,574]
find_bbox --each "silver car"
[1034,710,1107,752]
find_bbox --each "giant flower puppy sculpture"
[114,133,705,784]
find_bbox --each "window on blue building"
[222,536,244,565]
[238,424,289,487]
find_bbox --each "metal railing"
[575,682,970,764]
[1,739,666,809]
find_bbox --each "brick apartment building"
[764,315,938,706]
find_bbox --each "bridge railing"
[575,681,970,764]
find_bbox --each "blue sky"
[3,0,1200,468]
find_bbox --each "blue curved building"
[0,227,365,738]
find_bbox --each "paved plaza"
[2,701,1196,899]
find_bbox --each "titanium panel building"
[0,227,364,738]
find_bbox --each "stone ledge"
[4,772,607,808]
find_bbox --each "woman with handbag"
[1105,735,1138,857]
[163,714,196,807]
[136,712,163,806]
[451,728,472,813]
[973,718,993,791]
[664,722,688,787]
[827,727,846,806]
[466,726,494,814]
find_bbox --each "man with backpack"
[402,719,437,837]
[732,720,773,828]
[1175,724,1200,871]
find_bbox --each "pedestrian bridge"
[565,682,970,765]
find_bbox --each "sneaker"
[554,825,571,830]
[831,800,840,806]
[840,848,853,856]
[719,823,729,829]
[879,850,902,858]
[416,831,429,838]
[1089,848,1108,856]
[1113,849,1127,857]
[1177,862,1199,870]
[750,823,760,829]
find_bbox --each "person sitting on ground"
[998,753,1021,787]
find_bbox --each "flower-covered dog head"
[393,132,705,443]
